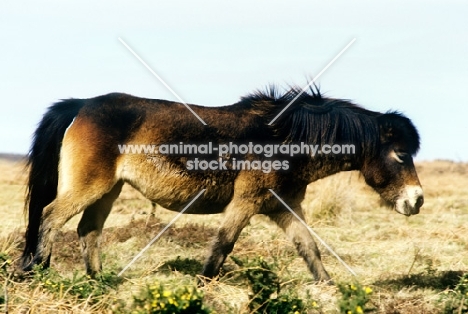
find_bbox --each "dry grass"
[0,157,467,313]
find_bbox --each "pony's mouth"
[395,200,419,216]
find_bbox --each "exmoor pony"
[21,87,423,281]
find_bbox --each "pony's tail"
[21,99,85,270]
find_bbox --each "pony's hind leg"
[77,181,123,277]
[31,188,110,271]
[267,210,332,282]
[31,161,120,271]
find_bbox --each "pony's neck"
[299,155,363,184]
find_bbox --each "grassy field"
[0,156,467,313]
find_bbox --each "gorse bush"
[131,282,212,314]
[232,256,311,314]
[337,281,375,314]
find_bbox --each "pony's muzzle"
[395,185,424,216]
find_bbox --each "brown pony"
[21,87,423,282]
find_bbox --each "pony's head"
[361,112,423,216]
[245,86,424,216]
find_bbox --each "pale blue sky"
[1,1,467,161]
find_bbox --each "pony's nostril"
[416,194,424,208]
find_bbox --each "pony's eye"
[391,151,407,164]
[395,152,408,164]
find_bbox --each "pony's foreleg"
[201,201,253,279]
[268,210,332,282]
[77,182,123,277]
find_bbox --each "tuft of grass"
[159,256,204,276]
[0,252,12,275]
[0,252,12,306]
[30,264,122,303]
[303,172,358,225]
[439,272,468,313]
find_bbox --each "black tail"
[21,99,85,269]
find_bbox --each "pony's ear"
[377,112,420,154]
[377,114,399,145]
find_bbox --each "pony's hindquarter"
[22,99,85,269]
[22,97,128,275]
[36,113,124,275]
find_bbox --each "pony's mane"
[240,85,382,157]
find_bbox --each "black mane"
[240,86,383,157]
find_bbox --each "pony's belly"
[119,156,236,214]
[152,183,234,214]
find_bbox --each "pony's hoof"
[196,274,216,287]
